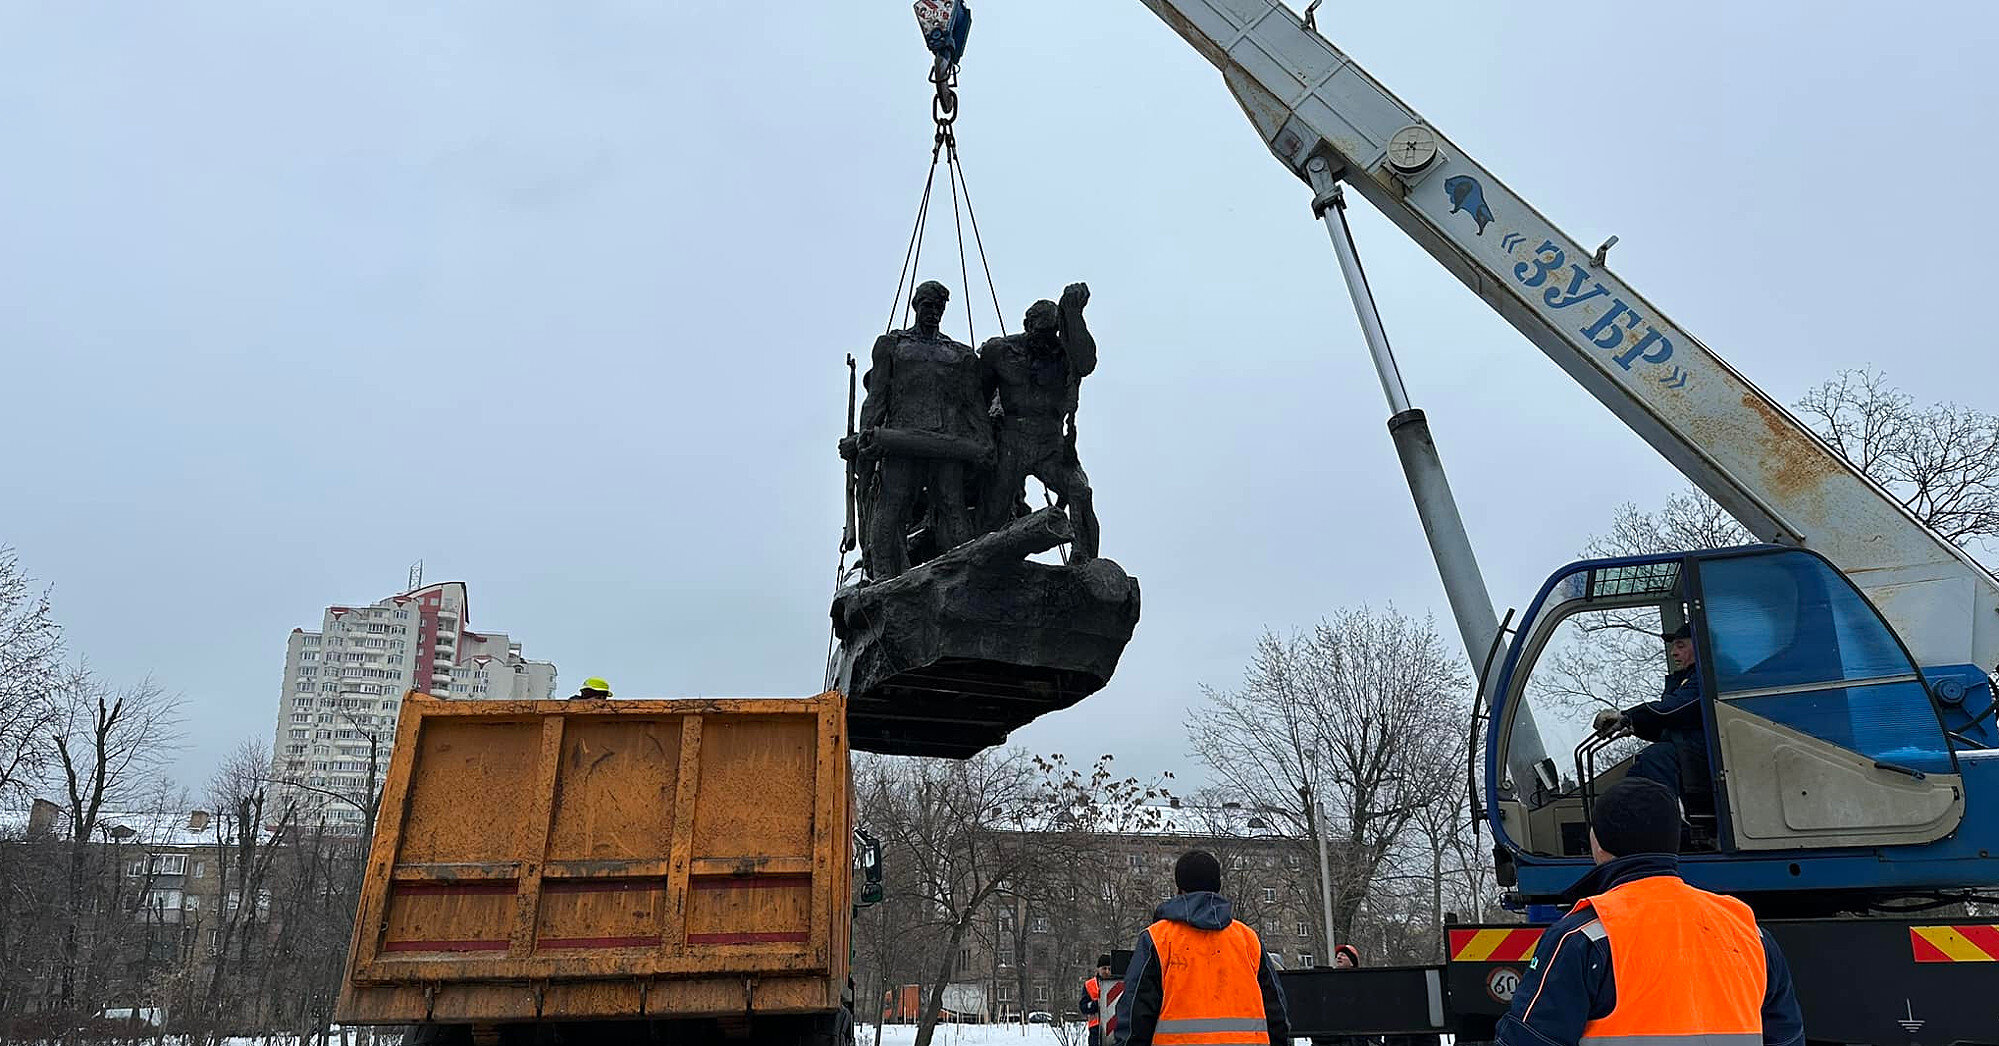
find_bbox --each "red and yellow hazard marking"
[1910,924,1999,962]
[1449,927,1541,963]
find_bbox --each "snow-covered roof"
[0,804,282,847]
[1020,801,1302,840]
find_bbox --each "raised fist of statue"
[1060,282,1090,311]
[838,434,861,461]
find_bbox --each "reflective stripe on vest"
[1576,1037,1761,1046]
[1086,978,1101,1028]
[1576,876,1766,1046]
[1148,918,1269,1046]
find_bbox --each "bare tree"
[1585,492,1753,560]
[0,808,66,1027]
[851,755,948,1044]
[1189,607,1467,951]
[1594,370,1998,560]
[859,751,1065,1046]
[48,669,183,1012]
[1402,782,1503,962]
[1797,367,1999,553]
[1022,754,1174,1023]
[0,548,64,801]
[200,739,296,1031]
[261,821,367,1045]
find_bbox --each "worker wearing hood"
[1113,850,1290,1046]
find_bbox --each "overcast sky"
[6,1,1997,793]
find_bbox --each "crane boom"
[1140,0,1999,674]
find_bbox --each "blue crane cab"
[1484,545,1998,915]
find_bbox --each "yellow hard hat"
[582,677,612,693]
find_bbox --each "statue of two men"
[843,279,1101,579]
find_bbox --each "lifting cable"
[882,25,1006,344]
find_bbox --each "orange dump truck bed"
[336,691,854,1040]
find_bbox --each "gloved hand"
[1592,709,1629,737]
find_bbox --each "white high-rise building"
[269,581,557,828]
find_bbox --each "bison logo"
[1444,175,1494,235]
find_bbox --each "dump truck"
[335,690,880,1046]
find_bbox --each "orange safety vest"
[1085,977,1103,1028]
[1573,875,1767,1046]
[1146,918,1270,1046]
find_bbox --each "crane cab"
[1486,545,1994,910]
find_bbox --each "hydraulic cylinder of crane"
[1307,159,1550,799]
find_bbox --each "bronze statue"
[978,282,1099,563]
[832,280,1137,758]
[842,280,992,579]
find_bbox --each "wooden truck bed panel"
[337,693,852,1025]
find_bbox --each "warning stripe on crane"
[1910,924,1999,962]
[1448,927,1541,962]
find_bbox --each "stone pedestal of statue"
[830,507,1141,758]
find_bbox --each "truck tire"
[405,1025,474,1046]
[802,1006,855,1046]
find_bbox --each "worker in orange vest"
[1112,850,1289,1046]
[1497,778,1805,1046]
[1080,954,1114,1046]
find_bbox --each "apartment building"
[269,581,556,827]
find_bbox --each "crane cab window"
[1493,558,1690,858]
[1700,551,1948,774]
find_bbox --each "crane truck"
[1133,1,1999,1043]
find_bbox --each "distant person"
[1594,624,1709,799]
[568,677,612,700]
[1113,850,1290,1046]
[1495,779,1804,1046]
[1322,945,1382,1046]
[1082,954,1114,1046]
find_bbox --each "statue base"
[830,508,1141,758]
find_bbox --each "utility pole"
[1300,784,1336,960]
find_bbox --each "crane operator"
[1594,624,1708,801]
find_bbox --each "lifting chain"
[930,61,960,130]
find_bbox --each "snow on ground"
[206,1027,1068,1046]
[208,1026,1447,1046]
[862,1024,1076,1046]
[862,1028,1454,1046]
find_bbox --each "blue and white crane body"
[1137,0,1998,904]
[1125,1,1999,1040]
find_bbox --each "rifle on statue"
[841,354,859,555]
